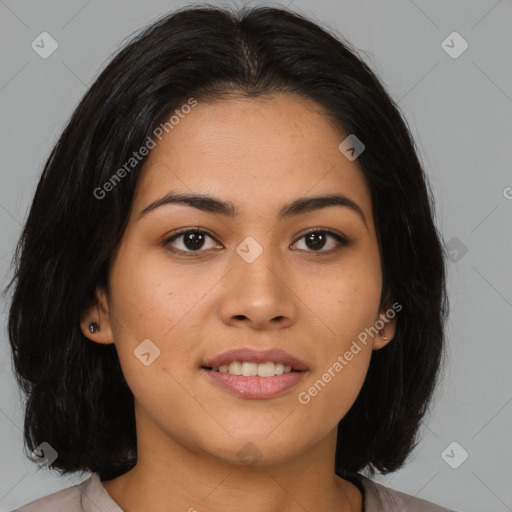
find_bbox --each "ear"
[372,299,398,350]
[80,285,114,345]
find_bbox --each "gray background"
[1,0,511,511]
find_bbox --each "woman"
[4,4,454,511]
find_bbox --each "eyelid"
[166,226,218,240]
[291,226,349,245]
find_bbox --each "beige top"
[12,472,457,512]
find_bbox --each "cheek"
[109,244,203,339]
[313,256,382,343]
[292,344,372,447]
[297,250,380,417]
[106,244,213,392]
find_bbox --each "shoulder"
[11,478,84,512]
[11,473,121,512]
[357,474,459,512]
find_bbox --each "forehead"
[131,93,372,222]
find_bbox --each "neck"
[102,418,362,512]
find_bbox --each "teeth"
[241,362,258,376]
[228,361,242,375]
[213,361,294,377]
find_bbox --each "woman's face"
[83,92,394,466]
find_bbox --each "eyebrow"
[138,191,367,227]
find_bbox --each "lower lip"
[200,368,307,399]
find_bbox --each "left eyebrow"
[138,191,368,228]
[279,194,367,228]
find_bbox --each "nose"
[218,246,297,330]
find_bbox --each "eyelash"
[162,227,349,257]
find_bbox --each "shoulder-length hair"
[4,4,448,482]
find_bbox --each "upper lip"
[201,347,309,371]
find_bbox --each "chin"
[198,433,305,468]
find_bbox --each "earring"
[379,329,388,340]
[89,322,100,333]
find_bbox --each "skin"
[81,92,396,512]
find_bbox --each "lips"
[201,369,306,399]
[201,347,309,371]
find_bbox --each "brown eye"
[292,229,349,254]
[163,229,221,256]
